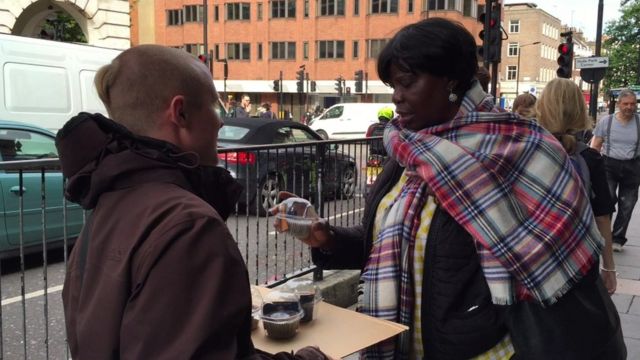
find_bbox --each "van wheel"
[316,130,329,140]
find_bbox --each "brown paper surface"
[251,300,408,359]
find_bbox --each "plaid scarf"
[360,83,603,359]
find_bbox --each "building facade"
[132,0,486,118]
[0,0,130,49]
[500,2,561,104]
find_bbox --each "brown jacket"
[58,113,253,359]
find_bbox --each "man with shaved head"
[57,45,327,359]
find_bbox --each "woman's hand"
[270,191,334,249]
[601,270,617,295]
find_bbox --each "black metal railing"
[0,137,378,359]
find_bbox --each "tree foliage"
[602,0,640,92]
[41,12,87,43]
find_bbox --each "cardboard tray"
[252,300,408,359]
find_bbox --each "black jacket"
[312,159,506,359]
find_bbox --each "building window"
[319,0,346,16]
[305,0,310,17]
[258,3,263,20]
[353,40,359,58]
[214,5,219,21]
[506,65,517,80]
[509,19,520,33]
[367,39,388,58]
[426,0,459,10]
[167,9,183,26]
[271,0,296,18]
[184,5,204,22]
[215,44,221,60]
[508,43,518,57]
[258,43,263,60]
[271,42,296,59]
[185,43,204,56]
[354,0,360,15]
[463,0,476,17]
[408,0,414,12]
[317,40,345,59]
[303,42,309,59]
[370,0,398,14]
[226,43,251,60]
[226,3,250,20]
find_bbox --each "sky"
[503,0,623,41]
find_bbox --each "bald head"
[95,45,216,135]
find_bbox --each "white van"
[309,102,395,139]
[0,34,122,132]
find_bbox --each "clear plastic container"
[283,278,322,323]
[250,286,263,331]
[274,198,319,240]
[260,290,304,339]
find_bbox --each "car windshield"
[218,125,251,141]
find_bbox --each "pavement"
[292,199,640,359]
[610,202,640,359]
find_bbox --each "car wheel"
[316,130,329,140]
[253,173,281,216]
[338,165,357,199]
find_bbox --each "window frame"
[317,40,345,59]
[270,41,297,60]
[271,0,297,18]
[226,43,251,60]
[226,2,251,20]
[509,19,520,33]
[506,65,517,81]
[318,0,346,16]
[370,0,398,14]
[166,9,183,26]
[508,42,519,57]
[184,4,204,22]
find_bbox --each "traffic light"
[557,33,574,78]
[273,79,280,92]
[197,54,207,63]
[335,76,343,96]
[354,70,364,93]
[477,5,502,63]
[296,69,305,93]
[310,80,317,92]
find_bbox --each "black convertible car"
[217,118,358,216]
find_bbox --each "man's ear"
[168,95,187,128]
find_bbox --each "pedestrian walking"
[260,102,277,119]
[536,78,618,295]
[591,88,640,252]
[365,106,394,156]
[511,92,536,119]
[57,45,328,360]
[235,94,252,117]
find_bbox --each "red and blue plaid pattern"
[384,83,603,306]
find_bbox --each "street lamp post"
[516,41,541,95]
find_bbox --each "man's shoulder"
[105,182,220,222]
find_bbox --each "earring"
[448,90,458,103]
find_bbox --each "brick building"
[500,2,562,105]
[131,0,486,118]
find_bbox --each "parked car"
[217,118,358,216]
[308,102,395,139]
[0,120,84,258]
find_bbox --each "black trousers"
[603,156,640,245]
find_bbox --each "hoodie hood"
[56,113,242,220]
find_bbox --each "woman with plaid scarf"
[276,18,624,360]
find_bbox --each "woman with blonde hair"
[512,93,537,119]
[536,77,617,295]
